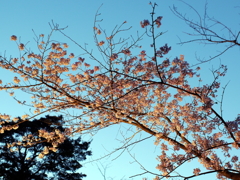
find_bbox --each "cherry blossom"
[10,35,17,41]
[140,19,150,28]
[155,16,162,28]
[0,2,239,180]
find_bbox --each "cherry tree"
[0,2,239,180]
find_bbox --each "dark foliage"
[0,115,91,180]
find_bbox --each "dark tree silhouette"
[0,115,91,180]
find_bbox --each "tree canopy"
[0,115,91,180]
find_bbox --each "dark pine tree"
[0,115,91,180]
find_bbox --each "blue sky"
[0,0,240,179]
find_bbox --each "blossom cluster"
[156,44,171,57]
[0,4,238,179]
[140,19,150,28]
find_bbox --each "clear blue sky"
[0,0,239,179]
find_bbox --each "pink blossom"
[19,43,24,50]
[78,57,85,62]
[106,36,113,40]
[97,29,101,35]
[13,77,20,84]
[94,66,100,71]
[157,44,171,57]
[139,50,146,60]
[84,63,90,67]
[140,19,150,28]
[231,156,238,163]
[110,53,118,61]
[193,168,201,175]
[10,35,17,41]
[63,43,69,48]
[155,16,163,28]
[69,53,74,58]
[122,49,131,56]
[98,41,105,46]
